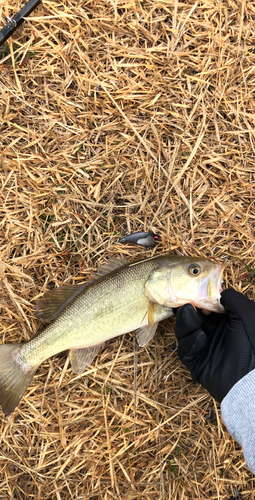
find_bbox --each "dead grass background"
[0,0,255,498]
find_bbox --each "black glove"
[174,288,255,403]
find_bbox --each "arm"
[174,289,255,474]
[221,368,255,473]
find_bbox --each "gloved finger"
[177,329,208,362]
[172,307,179,316]
[173,305,205,317]
[221,288,255,351]
[175,304,203,340]
[221,288,255,317]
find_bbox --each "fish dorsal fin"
[95,257,129,277]
[136,323,158,347]
[70,344,104,374]
[36,257,129,322]
[35,283,88,322]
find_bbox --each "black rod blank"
[0,0,41,47]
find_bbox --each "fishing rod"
[0,0,41,47]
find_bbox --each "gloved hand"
[174,288,255,403]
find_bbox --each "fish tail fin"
[0,344,36,416]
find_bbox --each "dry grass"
[0,0,255,498]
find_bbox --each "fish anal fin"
[136,323,158,347]
[0,344,37,416]
[70,344,104,374]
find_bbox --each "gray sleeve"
[221,368,255,474]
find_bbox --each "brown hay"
[0,0,255,498]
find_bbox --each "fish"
[0,254,224,416]
[118,231,161,248]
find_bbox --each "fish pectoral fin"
[136,323,158,347]
[36,284,88,322]
[148,302,155,327]
[70,344,104,374]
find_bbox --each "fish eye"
[188,263,201,276]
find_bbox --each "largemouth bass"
[0,255,224,415]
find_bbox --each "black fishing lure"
[118,231,161,249]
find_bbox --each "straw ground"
[0,0,255,498]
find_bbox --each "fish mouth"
[199,264,225,313]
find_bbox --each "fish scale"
[22,257,169,366]
[0,254,224,415]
